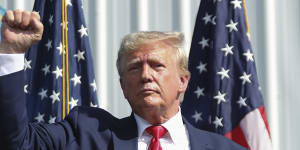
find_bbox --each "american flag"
[24,0,98,123]
[181,0,272,149]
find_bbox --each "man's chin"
[143,96,162,104]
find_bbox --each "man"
[0,10,246,150]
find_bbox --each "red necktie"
[146,125,167,150]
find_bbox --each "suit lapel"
[183,117,213,150]
[112,114,138,150]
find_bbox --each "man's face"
[120,41,189,123]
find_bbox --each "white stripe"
[240,109,273,150]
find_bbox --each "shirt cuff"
[0,53,24,76]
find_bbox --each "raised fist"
[0,10,44,54]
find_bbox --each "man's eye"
[128,66,138,71]
[153,64,164,68]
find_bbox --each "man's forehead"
[126,51,164,64]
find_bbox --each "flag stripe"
[240,108,273,150]
[258,106,271,138]
[225,125,250,149]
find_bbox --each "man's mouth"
[138,87,159,95]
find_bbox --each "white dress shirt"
[0,53,24,76]
[134,108,190,150]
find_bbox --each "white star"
[243,50,254,62]
[90,102,98,107]
[240,72,252,84]
[198,37,210,49]
[24,58,32,71]
[41,64,51,76]
[52,66,62,79]
[45,39,52,51]
[237,96,247,108]
[66,0,72,6]
[49,14,53,25]
[192,111,203,123]
[202,13,212,25]
[34,113,45,123]
[56,42,66,55]
[60,21,69,31]
[231,0,242,9]
[56,42,65,55]
[38,88,48,100]
[213,91,226,104]
[90,80,97,92]
[48,115,56,124]
[69,97,79,110]
[194,86,205,99]
[246,32,251,41]
[50,90,60,104]
[221,43,234,56]
[211,16,216,25]
[213,116,223,128]
[24,84,28,94]
[217,67,230,80]
[78,25,88,38]
[196,62,207,74]
[74,50,85,62]
[226,19,238,32]
[71,73,82,87]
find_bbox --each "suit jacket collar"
[112,113,138,150]
[111,113,213,150]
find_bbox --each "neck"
[136,107,179,125]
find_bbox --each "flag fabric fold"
[25,0,98,123]
[181,0,272,149]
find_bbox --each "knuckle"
[5,10,13,19]
[13,10,22,24]
[23,11,31,17]
[14,9,21,16]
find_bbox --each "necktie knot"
[146,125,167,138]
[146,125,167,150]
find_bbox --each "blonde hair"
[116,31,190,78]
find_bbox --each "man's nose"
[141,64,153,83]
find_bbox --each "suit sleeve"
[0,69,79,149]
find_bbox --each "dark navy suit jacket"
[0,71,247,150]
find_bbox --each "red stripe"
[225,125,250,149]
[258,106,272,139]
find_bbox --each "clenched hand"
[0,10,44,54]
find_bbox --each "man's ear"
[178,74,190,93]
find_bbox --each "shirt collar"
[134,107,186,145]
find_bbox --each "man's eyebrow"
[126,55,164,67]
[126,58,140,66]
